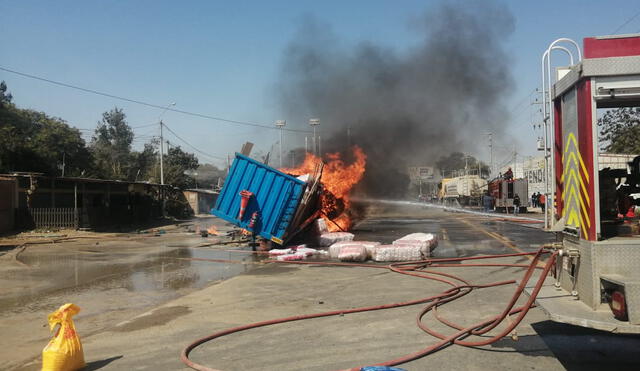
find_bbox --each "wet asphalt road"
[2,206,639,370]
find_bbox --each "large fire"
[280,146,366,231]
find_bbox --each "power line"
[162,123,226,160]
[0,65,312,133]
[131,123,157,129]
[507,89,537,117]
[611,9,640,34]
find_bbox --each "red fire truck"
[488,177,529,213]
[526,34,640,333]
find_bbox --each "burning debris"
[210,147,366,247]
[211,148,439,261]
[207,225,222,236]
[279,145,366,231]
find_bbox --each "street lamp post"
[158,102,175,218]
[275,120,286,167]
[309,118,320,156]
[159,102,176,185]
[484,132,493,177]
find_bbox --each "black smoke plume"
[277,1,514,197]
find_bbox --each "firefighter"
[483,191,493,212]
[513,193,521,215]
[504,167,513,180]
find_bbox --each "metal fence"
[30,208,78,230]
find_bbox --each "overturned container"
[211,153,312,245]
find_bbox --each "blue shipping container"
[211,153,306,244]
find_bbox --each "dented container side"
[212,153,306,244]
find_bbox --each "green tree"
[436,152,490,178]
[131,140,159,182]
[29,111,92,176]
[0,82,91,175]
[0,81,12,107]
[598,107,640,154]
[90,108,134,180]
[163,145,199,189]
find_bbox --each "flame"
[280,146,366,231]
[207,225,221,235]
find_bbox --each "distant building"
[407,166,441,196]
[183,189,219,215]
[0,173,188,233]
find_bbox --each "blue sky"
[1,1,639,167]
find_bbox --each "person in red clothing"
[539,193,546,212]
[504,167,513,180]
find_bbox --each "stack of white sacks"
[268,244,326,261]
[373,233,437,262]
[327,233,437,262]
[329,241,381,260]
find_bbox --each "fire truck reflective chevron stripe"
[561,132,591,237]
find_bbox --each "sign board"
[408,166,435,181]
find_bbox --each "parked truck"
[440,174,487,206]
[525,34,640,333]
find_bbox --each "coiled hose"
[181,248,557,371]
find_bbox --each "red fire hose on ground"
[181,248,557,371]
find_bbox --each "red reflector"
[610,291,628,321]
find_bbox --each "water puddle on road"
[0,246,258,314]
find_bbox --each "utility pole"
[464,155,469,176]
[485,132,493,177]
[513,145,518,178]
[158,102,176,186]
[160,120,164,185]
[276,120,286,167]
[309,118,320,156]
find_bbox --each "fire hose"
[181,248,557,371]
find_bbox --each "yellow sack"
[42,303,85,371]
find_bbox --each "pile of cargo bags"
[268,218,437,263]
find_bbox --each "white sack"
[329,241,380,258]
[319,232,354,247]
[338,245,368,262]
[372,244,423,262]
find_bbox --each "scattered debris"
[269,245,325,261]
[206,225,222,236]
[276,254,305,261]
[313,218,329,235]
[268,248,293,256]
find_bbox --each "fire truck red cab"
[528,34,640,333]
